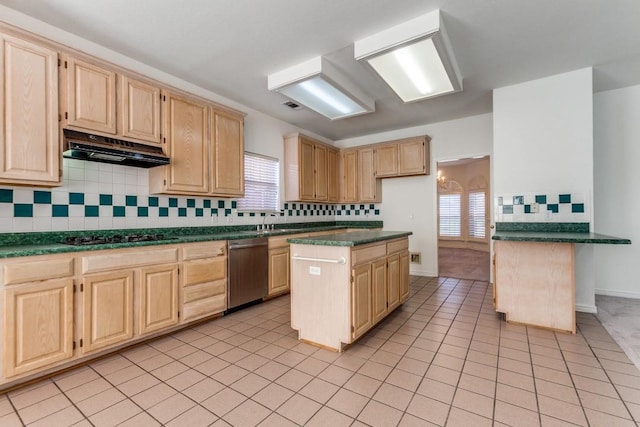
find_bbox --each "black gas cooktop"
[62,234,171,246]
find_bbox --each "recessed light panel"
[354,9,462,103]
[268,56,374,120]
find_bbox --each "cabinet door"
[399,251,410,302]
[314,144,328,201]
[0,34,59,185]
[268,247,290,296]
[139,265,179,335]
[398,138,428,175]
[387,254,400,310]
[211,109,244,196]
[351,264,372,339]
[358,147,380,202]
[299,137,316,200]
[372,259,387,324]
[120,75,161,144]
[66,57,116,134]
[374,144,398,177]
[327,148,339,202]
[3,279,73,377]
[161,92,208,193]
[341,150,358,202]
[82,270,134,354]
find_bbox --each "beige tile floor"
[2,276,640,426]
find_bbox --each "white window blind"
[469,191,486,238]
[439,194,461,237]
[237,152,279,212]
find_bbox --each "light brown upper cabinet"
[210,109,244,197]
[374,136,430,178]
[340,149,358,203]
[358,147,382,203]
[149,92,208,194]
[64,56,117,134]
[0,33,60,186]
[284,133,338,202]
[327,147,339,202]
[120,75,161,145]
[150,93,245,197]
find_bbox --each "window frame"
[438,192,462,239]
[237,151,280,213]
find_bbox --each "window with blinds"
[237,152,279,212]
[469,191,486,238]
[439,193,461,237]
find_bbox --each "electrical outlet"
[530,202,539,213]
[309,266,321,276]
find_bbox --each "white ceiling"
[2,0,640,141]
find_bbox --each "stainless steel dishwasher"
[227,237,268,310]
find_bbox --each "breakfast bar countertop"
[491,222,631,244]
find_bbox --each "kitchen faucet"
[259,212,278,230]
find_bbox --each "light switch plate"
[309,266,321,275]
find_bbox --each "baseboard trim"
[595,288,640,299]
[410,269,437,277]
[575,303,597,314]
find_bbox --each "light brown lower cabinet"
[268,246,290,296]
[3,278,74,377]
[371,259,388,325]
[399,251,410,301]
[0,241,228,390]
[82,270,135,354]
[181,242,227,323]
[139,264,179,335]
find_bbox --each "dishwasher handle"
[228,239,268,250]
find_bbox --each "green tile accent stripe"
[33,191,51,204]
[0,186,381,232]
[496,192,587,222]
[0,189,12,203]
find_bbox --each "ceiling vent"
[282,100,303,110]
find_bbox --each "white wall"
[336,113,493,276]
[594,84,640,298]
[493,68,596,312]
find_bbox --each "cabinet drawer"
[387,238,408,255]
[183,294,226,322]
[183,257,226,287]
[183,280,226,304]
[82,247,178,274]
[182,241,226,260]
[351,243,386,266]
[3,257,75,285]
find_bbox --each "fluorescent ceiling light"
[268,56,374,120]
[354,9,462,103]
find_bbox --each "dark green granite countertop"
[0,221,382,259]
[288,230,412,247]
[492,222,631,244]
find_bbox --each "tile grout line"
[442,279,492,425]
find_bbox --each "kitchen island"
[492,223,630,333]
[288,230,412,351]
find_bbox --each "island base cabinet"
[290,237,410,351]
[352,264,373,340]
[3,279,74,378]
[494,240,576,333]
